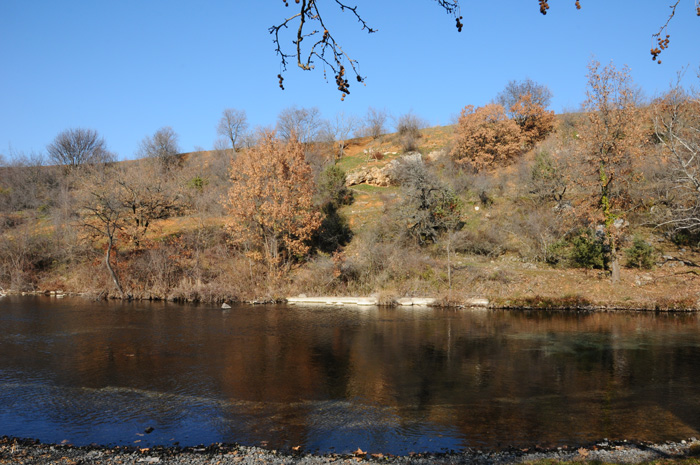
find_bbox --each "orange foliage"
[509,93,555,147]
[451,104,522,172]
[225,132,321,270]
[579,60,645,282]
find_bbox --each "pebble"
[2,436,699,464]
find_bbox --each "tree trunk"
[105,234,124,298]
[611,254,621,284]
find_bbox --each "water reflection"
[1,296,700,454]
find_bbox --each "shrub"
[391,158,462,245]
[625,236,654,269]
[313,202,353,254]
[570,229,605,269]
[451,104,523,172]
[315,165,353,208]
[396,112,427,153]
[453,228,506,257]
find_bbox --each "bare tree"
[217,108,248,152]
[364,107,390,139]
[116,160,184,246]
[496,78,553,112]
[653,72,700,234]
[76,163,127,298]
[323,111,360,158]
[137,126,181,172]
[47,128,111,170]
[276,105,324,143]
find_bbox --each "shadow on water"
[1,295,700,454]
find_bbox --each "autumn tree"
[451,104,523,172]
[497,78,553,111]
[217,108,248,152]
[225,132,321,271]
[580,60,645,283]
[47,128,112,170]
[496,79,555,146]
[652,73,700,235]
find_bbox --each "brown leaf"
[353,447,365,456]
[578,447,589,457]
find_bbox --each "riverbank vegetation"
[2,62,700,309]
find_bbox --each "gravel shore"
[2,437,700,464]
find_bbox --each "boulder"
[345,153,423,187]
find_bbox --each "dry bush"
[510,94,556,147]
[289,255,341,295]
[451,104,523,172]
[0,227,55,291]
[452,227,507,257]
[504,205,575,263]
[395,112,427,152]
[496,78,555,147]
[519,144,569,203]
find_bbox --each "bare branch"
[270,0,461,97]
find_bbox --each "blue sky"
[1,1,698,160]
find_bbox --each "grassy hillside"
[1,115,699,310]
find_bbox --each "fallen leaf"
[371,453,384,458]
[578,447,589,457]
[292,445,301,451]
[353,447,365,456]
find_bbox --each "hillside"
[1,114,700,310]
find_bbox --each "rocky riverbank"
[2,437,700,465]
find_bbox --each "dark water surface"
[1,296,700,454]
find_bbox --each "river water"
[1,296,700,454]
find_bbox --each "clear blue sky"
[1,1,698,160]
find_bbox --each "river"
[1,295,699,454]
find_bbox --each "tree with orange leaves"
[509,94,556,147]
[225,132,321,272]
[451,104,523,172]
[580,60,645,283]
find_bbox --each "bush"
[451,104,523,172]
[453,228,506,257]
[570,229,605,269]
[313,202,353,254]
[396,112,426,153]
[625,236,654,269]
[315,165,353,208]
